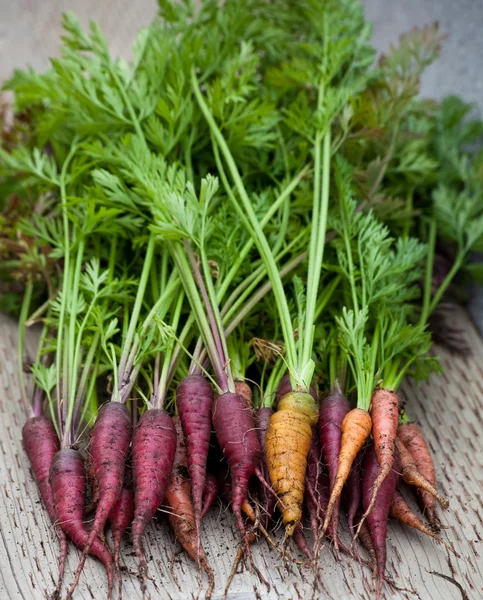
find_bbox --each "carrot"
[275,374,293,406]
[357,388,400,534]
[395,438,448,509]
[307,466,362,562]
[319,389,350,537]
[131,408,177,592]
[345,451,363,536]
[293,524,312,560]
[276,374,317,407]
[212,392,261,543]
[71,402,132,587]
[165,417,214,598]
[390,490,456,555]
[110,485,135,573]
[201,473,219,519]
[322,408,372,535]
[265,391,318,535]
[235,380,252,407]
[397,422,442,530]
[50,448,114,600]
[305,427,326,540]
[177,374,213,539]
[22,416,68,595]
[255,406,276,530]
[362,445,400,600]
[354,512,376,566]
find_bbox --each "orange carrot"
[165,417,214,598]
[397,422,442,530]
[395,438,448,509]
[265,391,318,535]
[390,490,456,555]
[356,389,399,534]
[322,408,372,535]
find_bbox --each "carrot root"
[362,445,400,600]
[321,408,371,537]
[390,489,457,556]
[355,389,399,540]
[396,438,449,509]
[166,417,215,599]
[72,402,132,589]
[319,389,350,539]
[50,448,114,600]
[131,408,177,593]
[177,374,213,542]
[398,422,445,530]
[265,392,317,535]
[22,416,68,594]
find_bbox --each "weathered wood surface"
[0,309,482,600]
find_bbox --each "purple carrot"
[212,392,261,546]
[72,402,132,585]
[362,445,400,600]
[22,416,68,593]
[131,408,177,592]
[345,450,363,535]
[319,388,350,537]
[110,485,135,572]
[305,427,324,538]
[201,473,219,519]
[177,374,213,537]
[50,449,114,600]
[255,407,276,530]
[293,524,312,560]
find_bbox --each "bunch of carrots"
[2,1,483,599]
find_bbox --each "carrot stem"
[17,278,33,417]
[428,252,464,316]
[118,234,155,381]
[419,218,437,328]
[192,67,299,383]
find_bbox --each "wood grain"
[0,309,482,599]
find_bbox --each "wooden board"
[0,309,482,600]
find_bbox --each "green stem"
[222,232,306,326]
[192,68,298,380]
[428,252,464,317]
[213,141,309,304]
[185,240,231,389]
[420,219,437,328]
[169,241,226,393]
[382,359,401,392]
[55,142,78,435]
[25,298,49,327]
[73,331,100,436]
[118,234,156,378]
[264,357,286,408]
[300,128,332,387]
[403,188,414,239]
[63,237,85,446]
[314,275,341,322]
[223,251,307,339]
[18,279,33,417]
[156,291,185,408]
[343,217,359,314]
